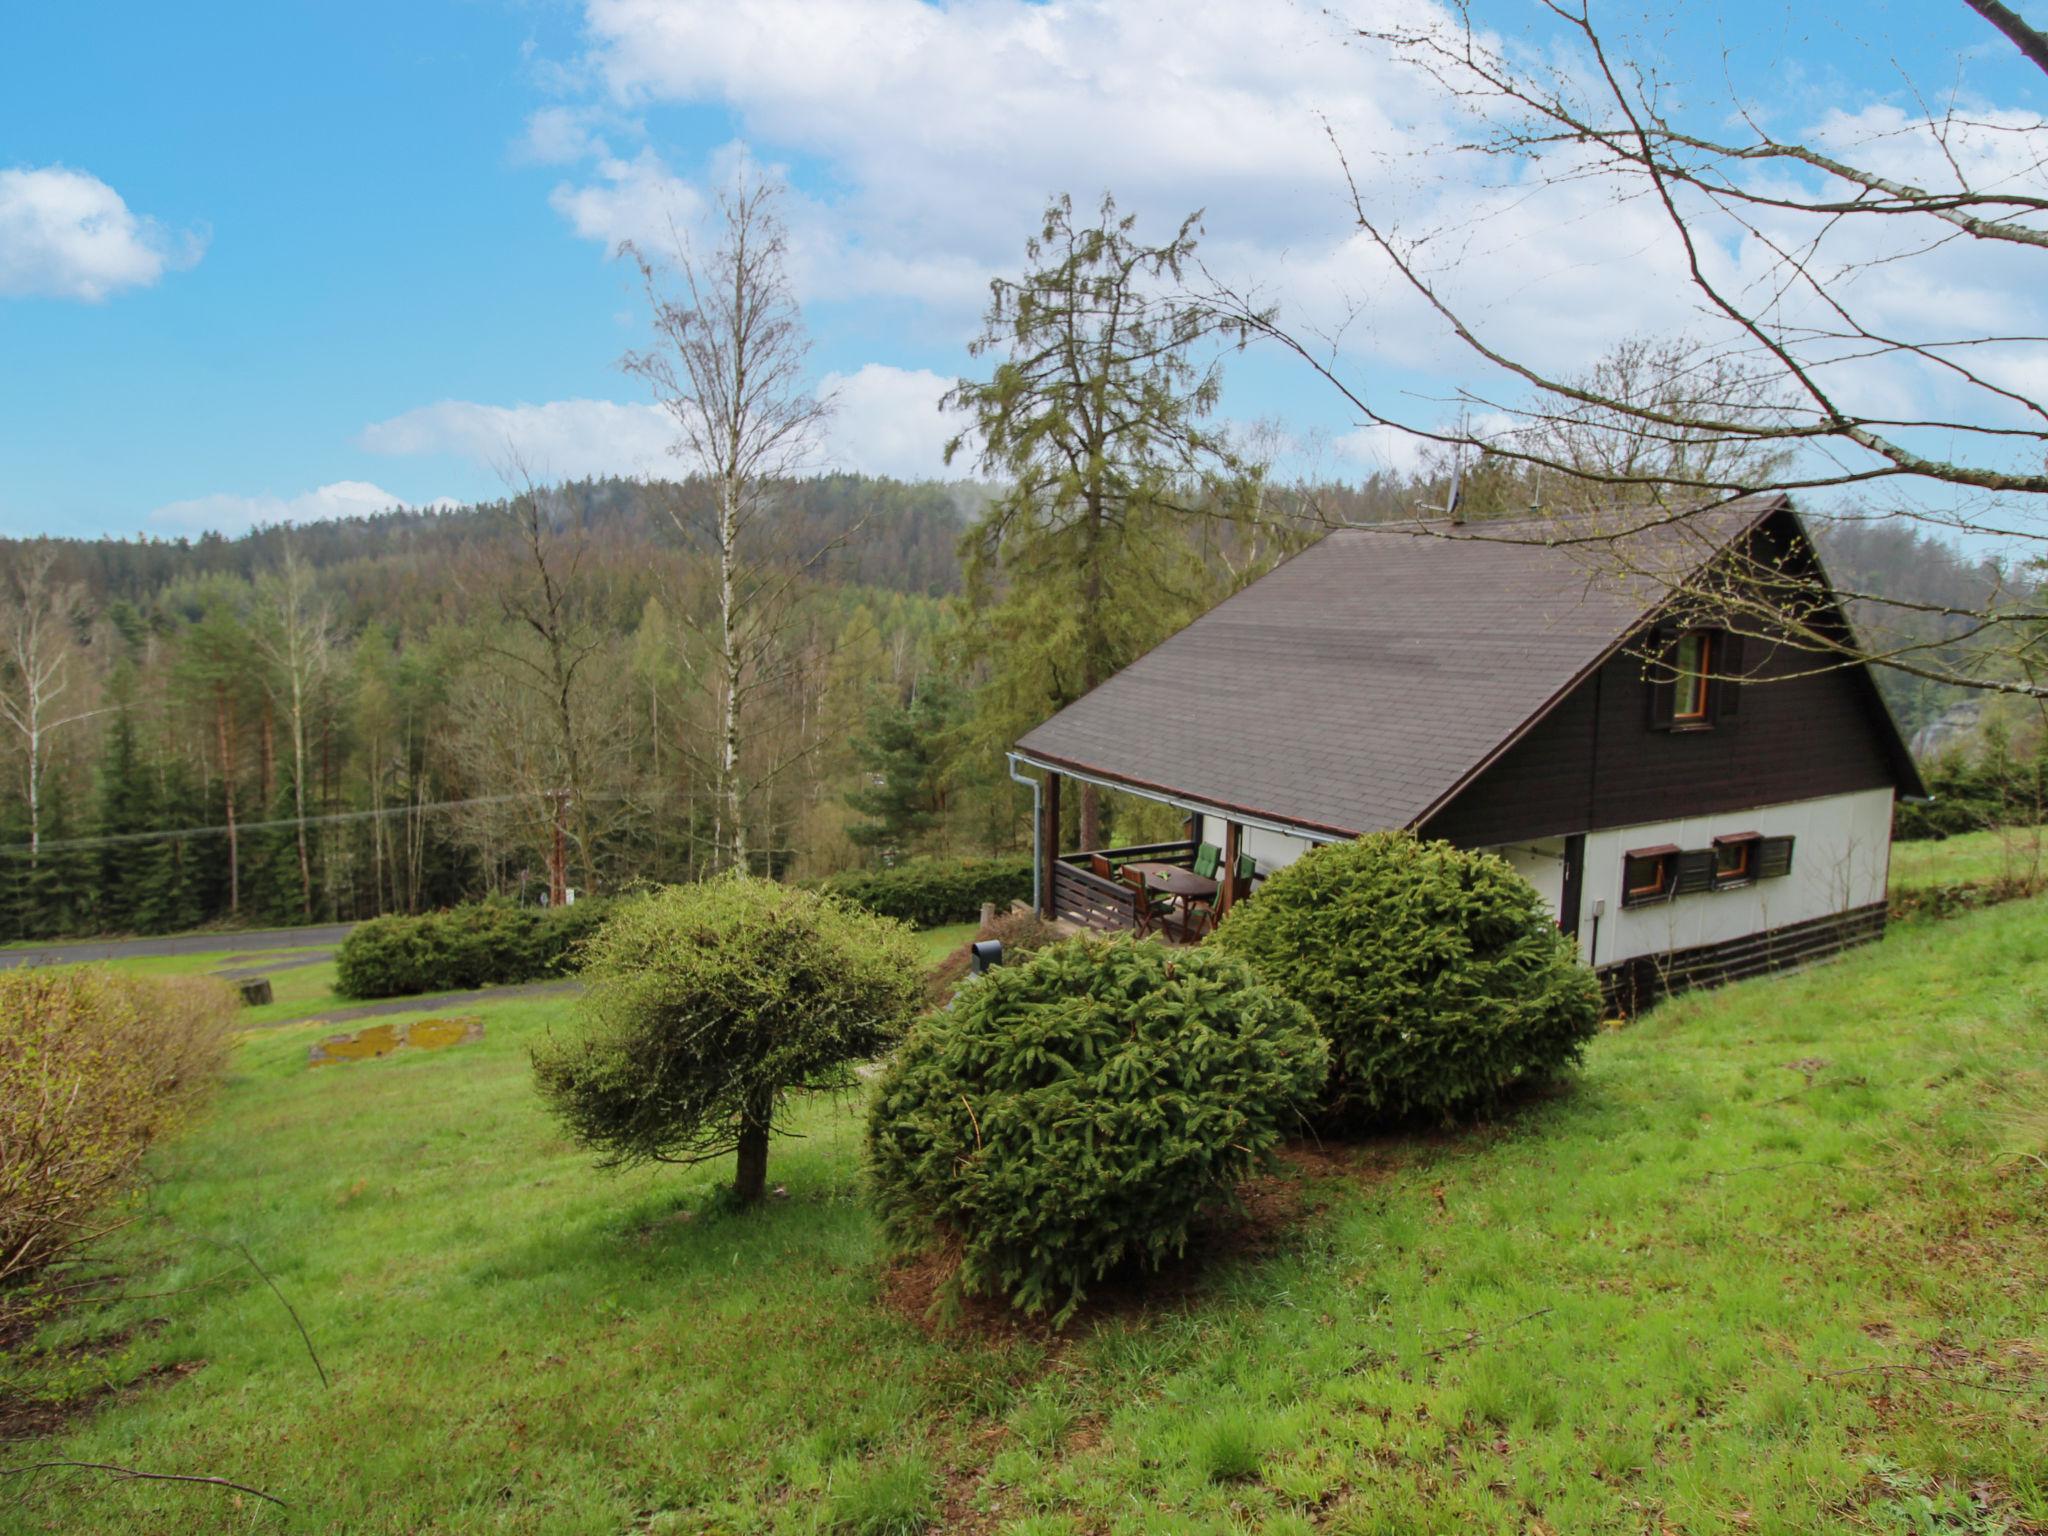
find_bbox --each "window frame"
[1671,630,1713,724]
[1621,844,1681,908]
[1712,832,1762,889]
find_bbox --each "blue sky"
[2,0,2041,539]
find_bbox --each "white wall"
[1551,787,1894,968]
[1194,814,1320,876]
[1494,839,1568,913]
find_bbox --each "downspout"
[1007,752,1043,914]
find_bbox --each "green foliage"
[819,854,1032,929]
[945,193,1292,775]
[1894,731,2048,840]
[924,906,1065,1006]
[0,967,232,1316]
[1210,832,1602,1126]
[334,897,611,999]
[532,876,924,1192]
[823,1450,937,1535]
[844,681,968,854]
[866,938,1326,1322]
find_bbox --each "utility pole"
[548,788,570,907]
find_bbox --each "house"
[1008,495,1926,1011]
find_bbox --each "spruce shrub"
[533,875,925,1203]
[334,898,609,999]
[1209,832,1602,1125]
[818,855,1032,929]
[867,938,1326,1322]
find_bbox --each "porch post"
[1038,772,1062,918]
[1219,820,1243,916]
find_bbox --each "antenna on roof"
[1417,410,1469,525]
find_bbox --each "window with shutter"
[1649,627,1726,731]
[1676,849,1716,894]
[1622,845,1680,907]
[1712,833,1762,888]
[1757,836,1795,879]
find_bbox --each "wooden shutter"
[1645,629,1678,730]
[1715,630,1744,721]
[1676,849,1716,894]
[1757,835,1795,879]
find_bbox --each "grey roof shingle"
[1014,498,1789,836]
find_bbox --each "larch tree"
[623,177,838,875]
[946,193,1261,850]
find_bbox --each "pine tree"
[844,681,964,855]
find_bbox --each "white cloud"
[360,397,677,480]
[360,366,966,484]
[150,481,447,536]
[820,364,966,479]
[0,165,203,302]
[549,147,706,253]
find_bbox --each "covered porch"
[1019,758,1323,942]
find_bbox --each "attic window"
[1622,845,1680,907]
[1650,627,1743,731]
[1713,833,1761,888]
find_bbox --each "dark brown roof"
[1015,496,1915,835]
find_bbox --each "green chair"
[1192,843,1222,880]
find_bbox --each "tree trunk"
[733,1085,774,1203]
[719,482,746,874]
[215,687,239,914]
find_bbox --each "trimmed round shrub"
[1208,832,1602,1126]
[867,938,1327,1322]
[924,907,1064,1007]
[532,875,925,1203]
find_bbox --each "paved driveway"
[0,923,358,970]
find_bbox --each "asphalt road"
[0,923,358,969]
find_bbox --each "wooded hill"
[0,469,2014,943]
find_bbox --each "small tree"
[532,875,924,1203]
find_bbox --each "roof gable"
[1015,496,1920,834]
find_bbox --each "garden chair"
[1191,843,1222,881]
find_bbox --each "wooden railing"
[1049,840,1197,931]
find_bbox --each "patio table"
[1120,862,1219,900]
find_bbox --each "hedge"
[817,855,1033,929]
[334,898,611,1000]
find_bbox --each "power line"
[0,791,600,858]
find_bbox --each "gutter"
[1006,752,1044,913]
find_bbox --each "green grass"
[7,901,2046,1534]
[1889,823,2048,894]
[911,921,979,964]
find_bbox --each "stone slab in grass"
[309,1015,484,1066]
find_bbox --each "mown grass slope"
[4,898,2044,1534]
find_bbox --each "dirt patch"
[0,1314,201,1446]
[309,1015,484,1066]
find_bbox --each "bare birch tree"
[1218,1,2048,697]
[623,178,837,875]
[254,548,333,922]
[0,547,98,860]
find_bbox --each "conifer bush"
[866,938,1326,1322]
[1208,832,1602,1125]
[335,897,609,999]
[532,876,925,1203]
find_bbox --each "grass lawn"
[1890,824,2048,895]
[6,903,2046,1534]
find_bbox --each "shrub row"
[1894,746,2048,841]
[336,898,611,999]
[1,968,233,1318]
[817,855,1033,929]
